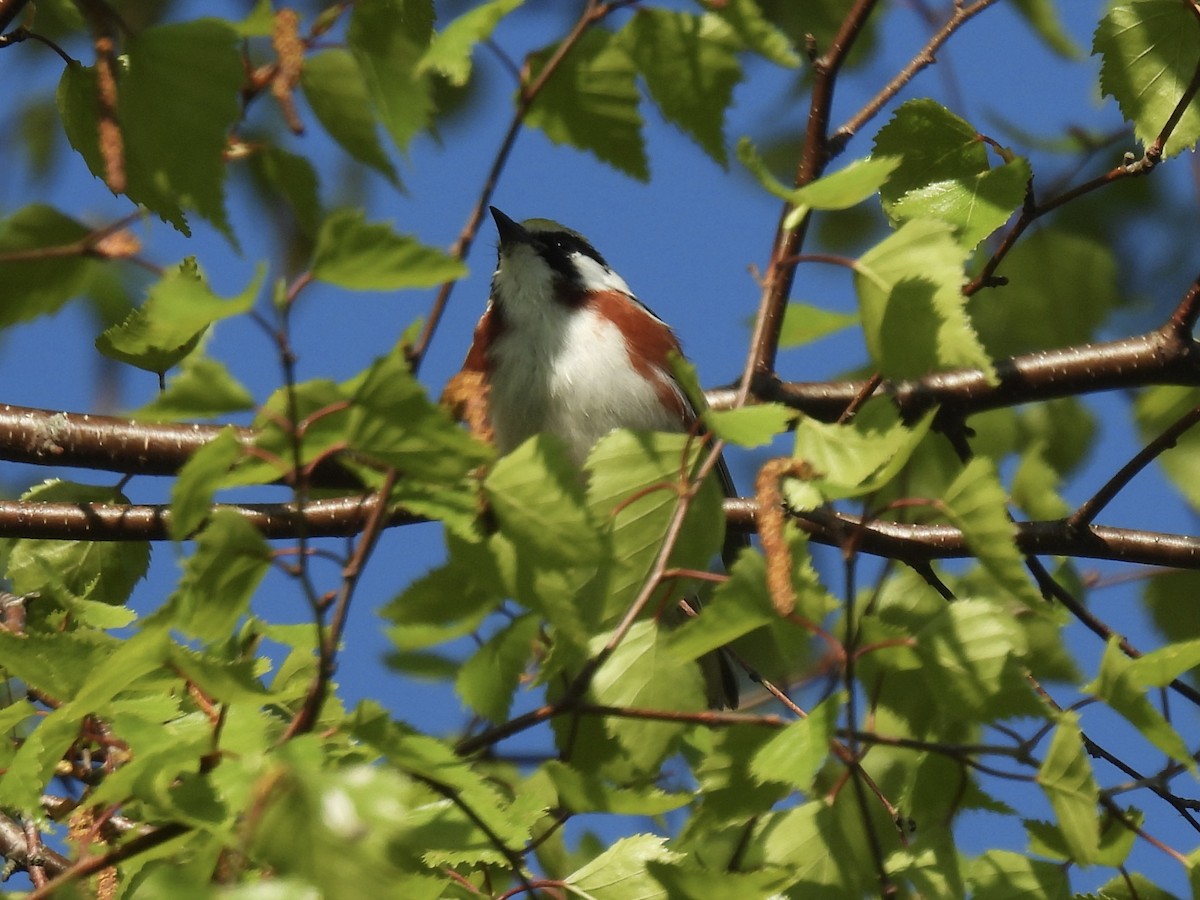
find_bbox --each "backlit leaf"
[312,209,466,290]
[1096,1,1200,156]
[621,9,742,165]
[854,219,996,382]
[1037,714,1100,865]
[526,28,648,180]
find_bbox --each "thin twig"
[26,823,188,899]
[966,55,1200,294]
[279,468,397,742]
[832,0,1002,147]
[1068,402,1200,531]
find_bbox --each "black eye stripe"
[534,232,609,270]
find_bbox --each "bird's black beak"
[490,207,530,248]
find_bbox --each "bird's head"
[488,207,634,315]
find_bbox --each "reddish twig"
[279,468,397,742]
[740,0,883,394]
[26,823,188,899]
[966,55,1200,295]
[832,0,1002,148]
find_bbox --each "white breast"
[488,302,683,468]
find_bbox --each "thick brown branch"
[0,812,69,879]
[1,494,1197,571]
[0,495,422,541]
[0,405,358,487]
[726,500,1200,570]
[712,324,1200,424]
[8,318,1199,485]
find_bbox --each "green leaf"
[484,435,601,643]
[873,99,1030,249]
[347,343,492,482]
[348,0,435,154]
[1090,869,1179,900]
[1030,807,1142,869]
[234,0,276,38]
[251,741,502,889]
[1134,386,1200,510]
[648,861,796,899]
[7,481,150,607]
[133,355,255,422]
[543,760,691,816]
[418,0,525,86]
[485,435,599,567]
[786,400,934,508]
[154,509,271,642]
[352,713,532,861]
[526,28,648,180]
[664,546,777,662]
[885,833,967,900]
[1085,637,1194,765]
[1145,571,1200,646]
[566,834,682,898]
[750,692,841,790]
[965,850,1071,899]
[230,379,352,486]
[1010,441,1070,520]
[1096,1,1200,156]
[0,204,98,329]
[167,644,268,705]
[0,628,170,809]
[703,0,800,67]
[783,156,904,229]
[915,598,1041,721]
[621,9,742,166]
[382,540,502,650]
[854,219,996,382]
[736,136,794,199]
[456,614,538,722]
[969,229,1117,357]
[757,799,880,894]
[0,631,120,700]
[1036,714,1100,865]
[1012,0,1082,58]
[96,259,262,374]
[778,303,859,349]
[705,403,793,448]
[312,209,466,290]
[587,431,725,624]
[249,146,323,238]
[58,21,243,239]
[170,427,244,540]
[941,458,1042,607]
[1017,398,1096,477]
[301,49,400,183]
[591,621,705,768]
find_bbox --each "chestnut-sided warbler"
[449,207,740,709]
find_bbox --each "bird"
[447,206,741,708]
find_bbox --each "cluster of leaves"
[0,0,1200,897]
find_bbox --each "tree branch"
[740,0,882,394]
[7,296,1200,486]
[712,316,1200,424]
